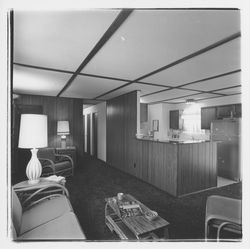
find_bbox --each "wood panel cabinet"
[201,107,217,130]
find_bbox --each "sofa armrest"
[14,182,69,209]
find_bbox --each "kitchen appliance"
[211,119,241,181]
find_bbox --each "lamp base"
[26,148,42,184]
[61,137,67,149]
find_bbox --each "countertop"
[135,137,211,144]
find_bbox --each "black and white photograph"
[0,0,249,247]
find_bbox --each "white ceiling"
[13,9,241,104]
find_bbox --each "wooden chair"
[38,148,74,177]
[205,195,242,241]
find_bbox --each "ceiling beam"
[159,92,241,105]
[95,32,241,99]
[13,62,173,89]
[56,9,133,97]
[141,69,241,97]
[146,85,241,105]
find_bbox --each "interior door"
[92,112,98,158]
[86,114,91,154]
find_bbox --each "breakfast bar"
[135,138,217,197]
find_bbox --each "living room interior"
[10,8,242,241]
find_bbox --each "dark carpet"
[65,156,242,241]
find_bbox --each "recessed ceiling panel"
[141,88,198,103]
[14,10,119,71]
[213,86,241,95]
[144,38,240,87]
[13,65,71,96]
[83,9,240,80]
[183,72,241,92]
[61,75,126,99]
[100,83,168,100]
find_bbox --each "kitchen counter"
[136,137,210,144]
[134,137,217,196]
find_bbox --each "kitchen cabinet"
[234,104,242,118]
[217,105,234,119]
[201,107,217,130]
[140,103,148,122]
[170,110,180,129]
[201,103,241,130]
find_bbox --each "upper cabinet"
[140,103,148,123]
[201,107,217,130]
[201,103,241,130]
[234,104,242,118]
[217,105,234,119]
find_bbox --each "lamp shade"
[18,114,48,148]
[57,121,70,135]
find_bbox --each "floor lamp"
[18,114,48,184]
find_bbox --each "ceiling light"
[120,36,126,41]
[186,99,195,105]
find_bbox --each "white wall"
[83,102,106,162]
[148,103,168,140]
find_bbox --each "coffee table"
[105,194,169,240]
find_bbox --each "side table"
[56,146,76,166]
[13,177,68,208]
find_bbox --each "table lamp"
[57,121,70,148]
[18,114,48,184]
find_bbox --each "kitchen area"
[135,99,241,197]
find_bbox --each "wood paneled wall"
[14,94,84,165]
[177,142,217,196]
[106,91,217,197]
[106,91,137,173]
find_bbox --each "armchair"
[38,148,74,177]
[205,195,242,241]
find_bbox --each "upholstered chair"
[37,148,74,177]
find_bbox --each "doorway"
[92,112,98,158]
[86,114,91,154]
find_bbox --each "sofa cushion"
[20,195,72,235]
[19,212,86,240]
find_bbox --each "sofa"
[11,184,86,240]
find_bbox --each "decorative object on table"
[45,175,66,184]
[152,120,159,131]
[117,192,124,200]
[144,210,158,221]
[38,148,74,177]
[18,114,48,184]
[57,120,70,149]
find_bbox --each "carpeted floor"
[65,156,242,241]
